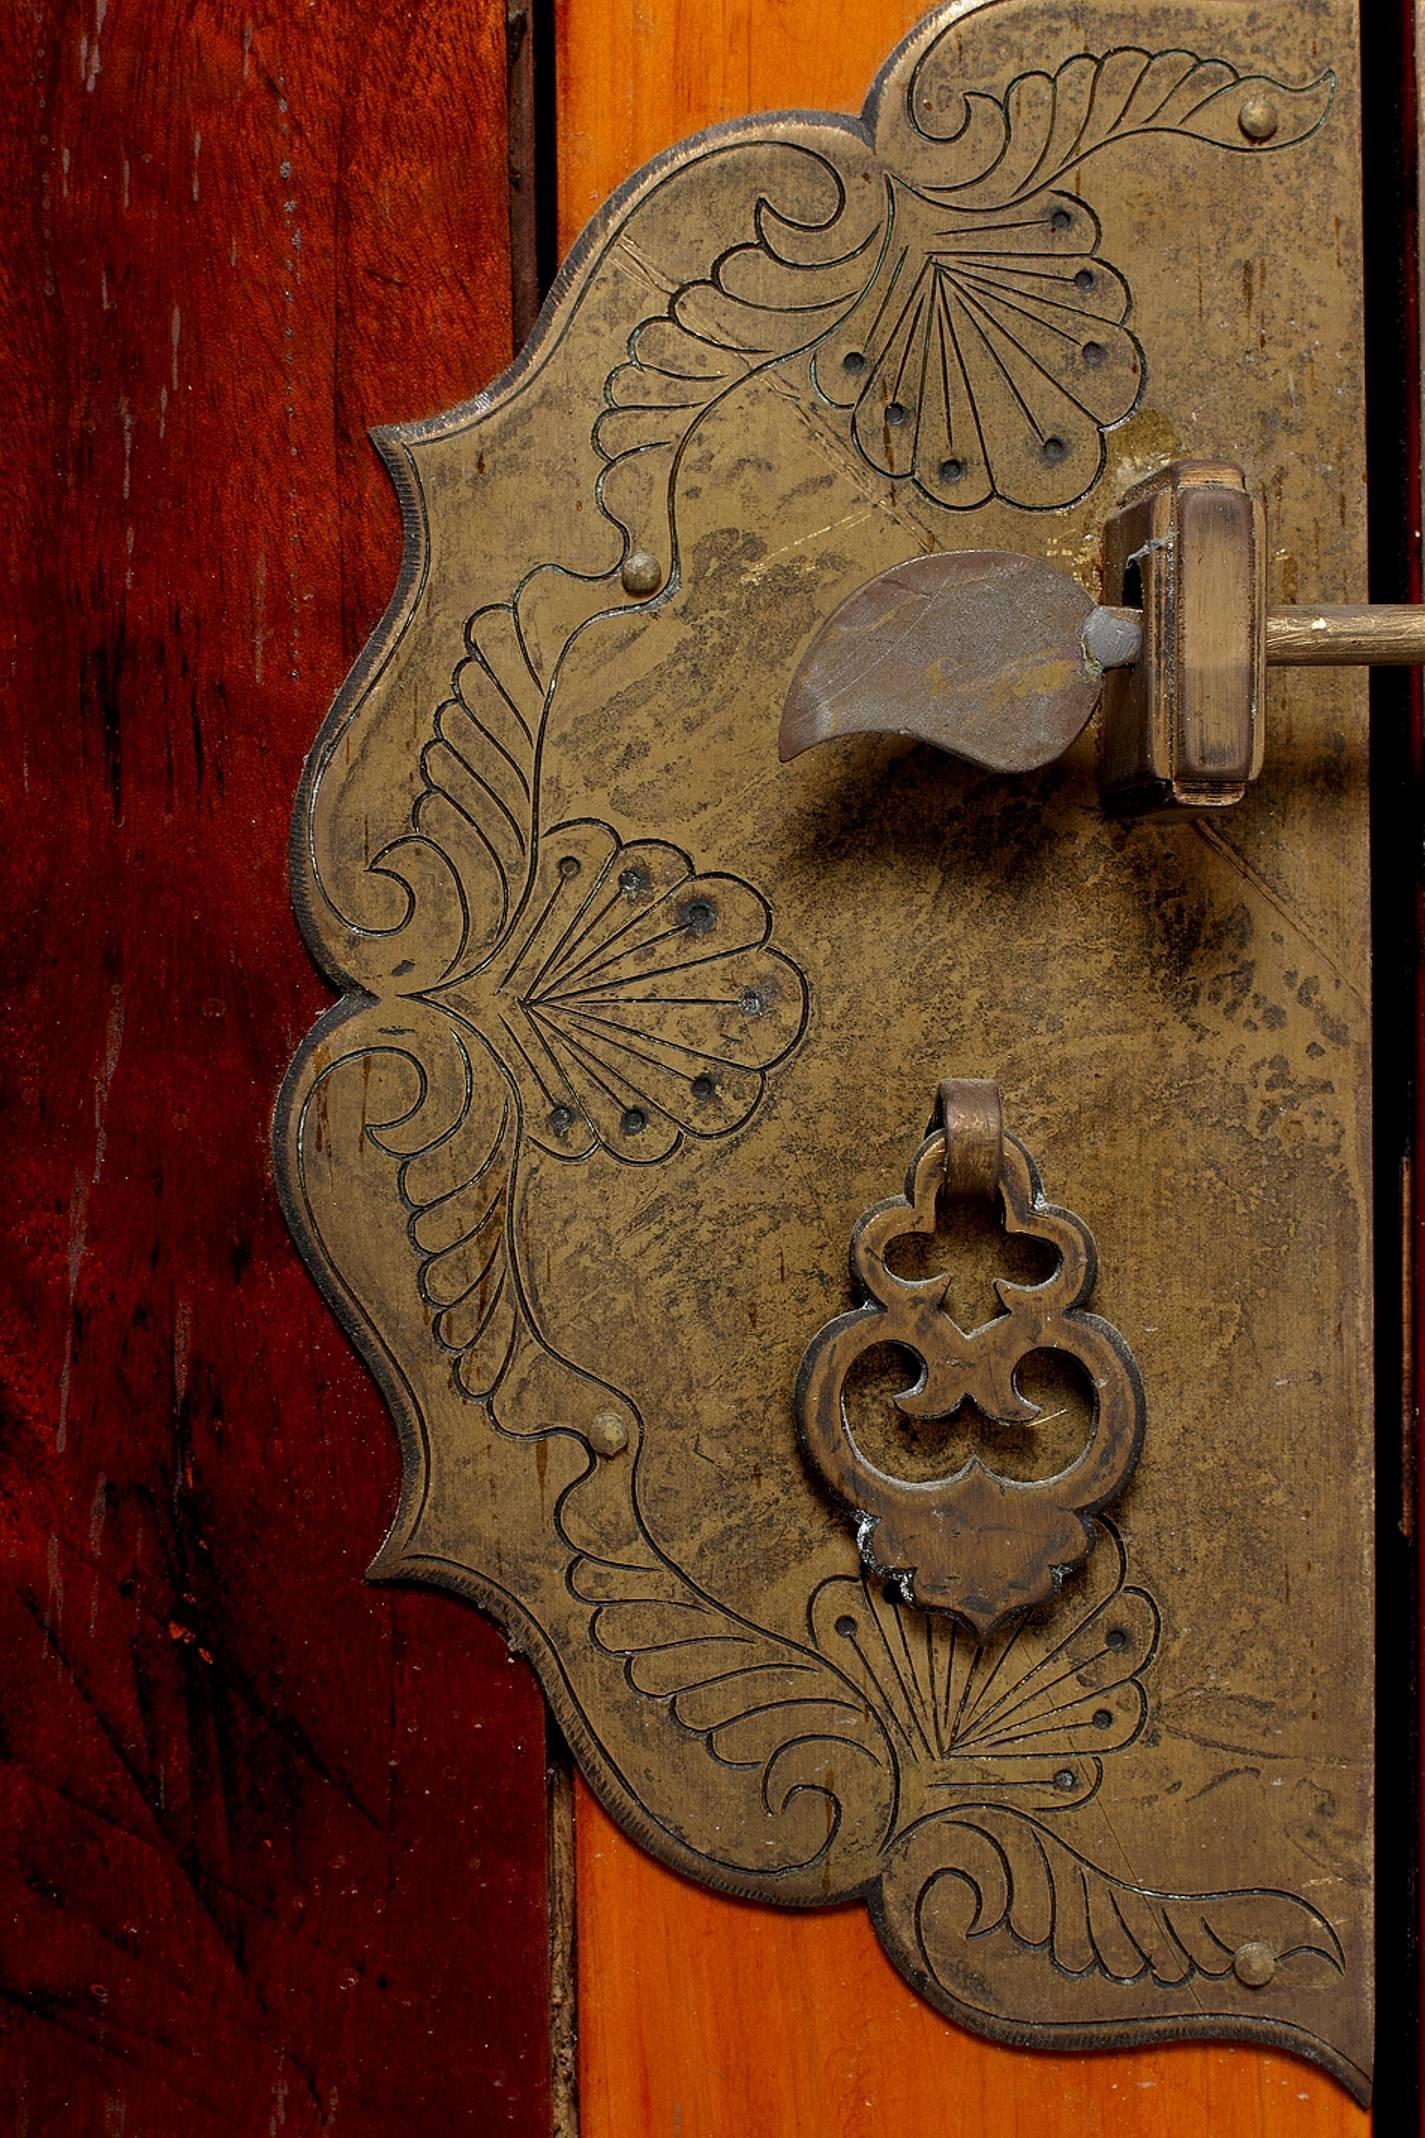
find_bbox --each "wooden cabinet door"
[0,7,554,2133]
[3,4,1414,2134]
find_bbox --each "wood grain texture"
[576,1785,1368,2138]
[0,5,554,2133]
[555,0,933,258]
[557,3,1376,2131]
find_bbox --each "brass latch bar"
[1091,603,1425,668]
[779,458,1425,813]
[1265,606,1425,664]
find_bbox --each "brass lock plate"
[277,0,1373,2098]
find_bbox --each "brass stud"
[1237,97,1279,142]
[588,1410,630,1457]
[621,549,663,598]
[1232,1939,1277,1988]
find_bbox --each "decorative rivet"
[548,1103,576,1137]
[621,549,663,598]
[1238,97,1279,142]
[588,1411,629,1458]
[1052,1768,1077,1793]
[1233,1939,1277,1988]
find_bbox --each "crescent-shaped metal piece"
[779,549,1109,774]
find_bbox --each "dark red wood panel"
[0,6,553,2132]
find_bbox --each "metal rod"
[1086,601,1425,672]
[1264,604,1425,665]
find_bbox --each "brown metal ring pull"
[794,1081,1145,1636]
[780,457,1425,814]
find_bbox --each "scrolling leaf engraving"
[817,1532,1343,1997]
[896,1809,1346,1998]
[276,4,1363,2100]
[605,48,1331,514]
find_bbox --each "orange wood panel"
[575,1781,1367,2138]
[556,0,931,257]
[556,4,1374,2133]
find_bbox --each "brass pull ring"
[795,1083,1145,1635]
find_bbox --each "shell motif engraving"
[809,186,1138,511]
[603,47,1333,513]
[442,818,807,1168]
[277,14,1363,2097]
[810,1522,1160,1820]
[334,591,809,1409]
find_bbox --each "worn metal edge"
[269,1029,1371,2105]
[272,0,1373,2102]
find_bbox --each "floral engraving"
[811,1526,1159,1805]
[445,818,806,1169]
[582,1508,1345,1989]
[394,824,806,1401]
[277,15,1363,2100]
[601,48,1332,512]
[809,187,1138,510]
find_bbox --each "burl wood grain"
[0,6,554,2133]
[556,4,1374,2132]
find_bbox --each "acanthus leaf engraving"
[276,6,1365,2100]
[607,47,1331,513]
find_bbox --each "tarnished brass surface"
[277,0,1372,2098]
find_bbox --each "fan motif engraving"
[600,47,1332,515]
[398,814,807,1404]
[275,6,1363,2099]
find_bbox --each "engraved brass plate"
[277,0,1372,2096]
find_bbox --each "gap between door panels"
[505,13,580,2136]
[503,2,1425,2125]
[506,0,562,349]
[1362,0,1423,2124]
